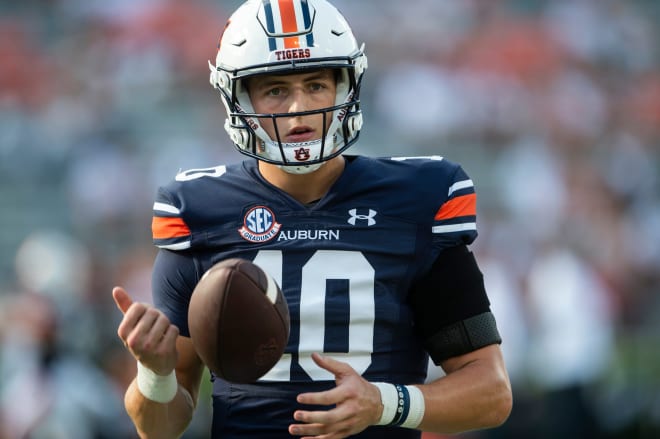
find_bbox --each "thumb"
[112,286,134,315]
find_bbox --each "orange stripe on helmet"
[278,0,300,48]
[434,193,477,221]
[152,216,191,239]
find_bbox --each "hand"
[113,286,179,376]
[289,353,383,439]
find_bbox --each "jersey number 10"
[253,250,376,381]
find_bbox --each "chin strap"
[260,134,338,174]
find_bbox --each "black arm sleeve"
[409,245,501,364]
[152,249,201,337]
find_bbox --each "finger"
[112,286,133,315]
[294,405,349,425]
[126,308,160,348]
[148,312,173,342]
[296,354,353,406]
[289,420,352,439]
[133,317,177,359]
[158,324,179,351]
[150,318,179,352]
[311,353,352,377]
[297,386,341,406]
[289,422,327,438]
[117,304,156,351]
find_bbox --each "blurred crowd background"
[1,0,659,438]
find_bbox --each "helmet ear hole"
[348,113,363,137]
[218,72,230,89]
[224,119,249,149]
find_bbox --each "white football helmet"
[209,0,368,174]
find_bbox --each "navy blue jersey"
[150,155,478,438]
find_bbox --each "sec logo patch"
[238,206,281,243]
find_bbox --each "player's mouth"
[285,126,315,143]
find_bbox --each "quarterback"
[113,0,512,438]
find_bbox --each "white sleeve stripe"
[432,223,477,234]
[447,179,474,196]
[153,202,180,215]
[156,241,191,250]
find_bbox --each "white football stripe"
[264,272,279,304]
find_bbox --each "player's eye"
[267,87,283,97]
[309,82,325,92]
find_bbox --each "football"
[188,258,289,383]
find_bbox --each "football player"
[113,0,512,438]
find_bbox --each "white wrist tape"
[136,362,178,404]
[373,382,398,425]
[401,385,425,429]
[373,382,425,429]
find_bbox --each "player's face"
[247,69,336,144]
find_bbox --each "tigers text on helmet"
[209,0,368,174]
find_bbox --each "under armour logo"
[347,209,377,226]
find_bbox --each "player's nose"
[287,88,309,114]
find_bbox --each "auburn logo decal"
[294,147,311,161]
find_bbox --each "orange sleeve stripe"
[279,0,300,48]
[434,193,477,221]
[152,216,191,239]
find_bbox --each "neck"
[258,156,346,204]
